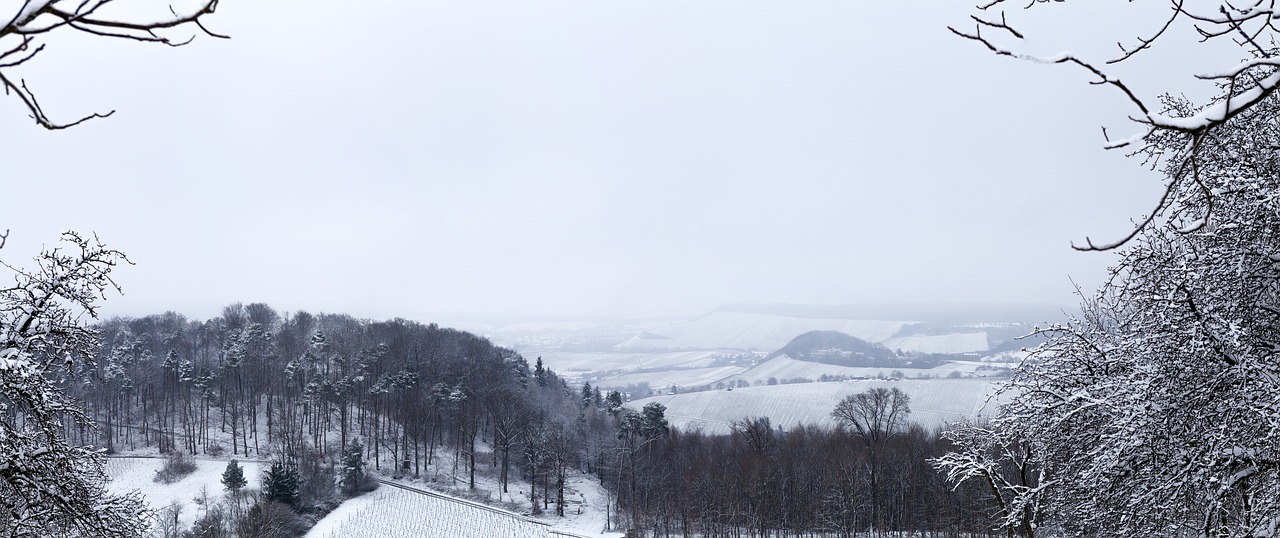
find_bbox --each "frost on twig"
[0,0,225,129]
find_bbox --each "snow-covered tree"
[953,1,1280,251]
[1,0,223,129]
[338,437,365,496]
[604,390,624,416]
[0,230,150,537]
[931,420,1044,538]
[261,459,298,506]
[938,88,1280,536]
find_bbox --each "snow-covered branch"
[955,0,1280,250]
[0,230,148,537]
[0,0,224,129]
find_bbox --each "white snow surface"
[305,475,619,538]
[597,365,746,390]
[540,350,725,376]
[105,457,263,535]
[881,332,989,354]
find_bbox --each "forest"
[54,304,1002,537]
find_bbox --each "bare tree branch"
[0,0,224,129]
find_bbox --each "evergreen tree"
[605,390,624,415]
[221,459,247,494]
[339,438,366,495]
[534,356,547,387]
[262,459,299,506]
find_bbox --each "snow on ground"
[628,378,1002,435]
[347,436,620,537]
[546,472,617,537]
[596,365,746,390]
[728,355,1013,385]
[614,312,913,352]
[537,350,725,377]
[105,457,263,535]
[304,484,549,538]
[305,476,620,538]
[734,355,888,384]
[303,486,391,538]
[882,332,990,354]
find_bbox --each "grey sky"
[2,1,1210,322]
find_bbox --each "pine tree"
[262,459,299,506]
[221,459,247,494]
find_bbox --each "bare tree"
[831,387,910,533]
[0,230,151,537]
[952,1,1280,250]
[1,0,224,129]
[831,387,910,447]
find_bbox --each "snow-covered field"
[613,311,913,352]
[540,350,725,375]
[728,355,1012,385]
[305,476,615,538]
[305,484,552,538]
[104,456,263,535]
[882,332,989,354]
[596,365,746,390]
[629,378,1002,435]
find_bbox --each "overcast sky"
[1,1,1229,322]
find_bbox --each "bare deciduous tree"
[0,230,150,537]
[1,0,224,129]
[831,387,910,446]
[831,387,911,533]
[953,1,1280,250]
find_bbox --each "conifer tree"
[262,459,299,506]
[221,459,247,494]
[339,438,366,496]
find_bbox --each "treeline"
[61,303,1003,536]
[606,416,999,537]
[64,304,598,505]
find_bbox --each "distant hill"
[613,311,911,352]
[769,330,896,365]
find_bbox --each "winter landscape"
[7,0,1280,537]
